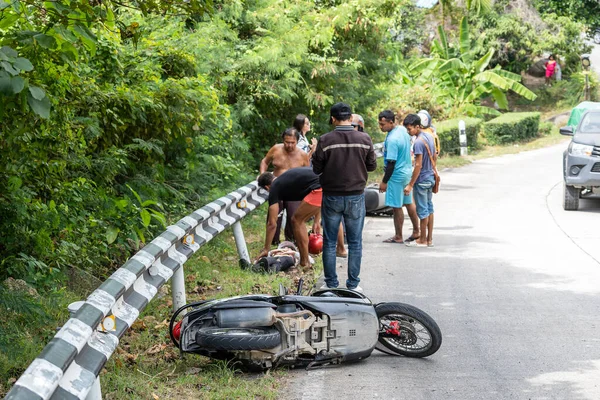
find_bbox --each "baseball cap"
[329,102,352,124]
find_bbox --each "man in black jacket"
[312,103,377,292]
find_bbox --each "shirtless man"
[260,128,309,177]
[259,128,310,243]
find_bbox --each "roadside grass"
[0,288,80,396]
[437,125,568,170]
[100,208,322,399]
[1,206,323,399]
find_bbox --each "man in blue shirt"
[378,110,420,243]
[403,114,437,248]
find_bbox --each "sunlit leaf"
[140,209,151,227]
[106,227,120,244]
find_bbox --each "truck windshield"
[579,113,600,133]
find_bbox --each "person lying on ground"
[257,167,346,267]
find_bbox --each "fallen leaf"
[146,343,167,355]
[131,320,147,332]
[124,352,138,365]
[164,350,178,362]
[154,319,169,330]
[152,393,159,400]
[201,256,210,263]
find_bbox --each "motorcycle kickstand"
[305,356,343,370]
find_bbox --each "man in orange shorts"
[257,167,346,268]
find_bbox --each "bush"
[435,118,483,155]
[538,121,558,136]
[483,112,541,144]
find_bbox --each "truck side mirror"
[559,126,574,136]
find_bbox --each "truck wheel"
[563,182,579,211]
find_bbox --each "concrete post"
[459,120,467,156]
[68,301,102,400]
[171,265,187,313]
[232,221,250,263]
[87,377,102,400]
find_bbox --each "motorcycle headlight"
[569,142,593,157]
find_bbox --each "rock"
[3,277,39,298]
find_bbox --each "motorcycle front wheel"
[376,303,442,358]
[196,327,281,351]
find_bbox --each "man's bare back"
[260,143,309,177]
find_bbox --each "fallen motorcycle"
[169,281,442,370]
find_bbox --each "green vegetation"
[1,0,598,396]
[435,117,483,155]
[483,112,541,144]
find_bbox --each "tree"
[410,16,536,116]
[534,0,600,31]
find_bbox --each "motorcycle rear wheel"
[376,303,442,358]
[196,327,280,351]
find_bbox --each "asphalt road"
[589,40,600,79]
[285,143,600,400]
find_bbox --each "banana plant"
[410,16,536,117]
[466,0,492,15]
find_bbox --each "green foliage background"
[0,0,595,395]
[483,112,541,144]
[0,0,426,288]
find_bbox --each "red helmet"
[308,232,323,255]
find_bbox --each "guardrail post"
[459,120,467,156]
[232,221,250,263]
[68,301,102,400]
[172,265,187,313]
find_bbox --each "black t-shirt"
[268,167,321,205]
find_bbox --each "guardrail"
[5,182,268,400]
[6,140,392,400]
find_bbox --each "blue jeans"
[321,194,366,289]
[413,178,435,220]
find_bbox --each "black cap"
[329,102,352,124]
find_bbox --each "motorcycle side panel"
[284,296,379,361]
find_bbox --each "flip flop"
[404,235,419,243]
[405,241,428,248]
[336,252,348,258]
[383,238,404,244]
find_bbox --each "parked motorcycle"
[169,281,442,370]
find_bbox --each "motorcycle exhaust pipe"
[215,307,312,328]
[216,308,278,328]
